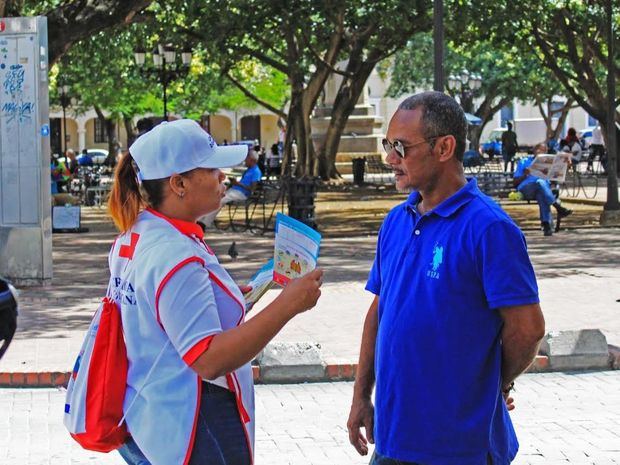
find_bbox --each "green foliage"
[386,31,561,108]
[466,0,619,118]
[49,1,289,122]
[53,26,160,119]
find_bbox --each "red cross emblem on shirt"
[119,233,140,259]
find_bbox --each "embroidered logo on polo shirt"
[427,243,443,279]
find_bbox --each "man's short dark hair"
[507,122,513,130]
[398,91,467,162]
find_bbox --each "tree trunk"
[123,114,137,148]
[471,95,510,152]
[318,61,375,180]
[94,106,119,166]
[538,98,574,142]
[468,125,484,152]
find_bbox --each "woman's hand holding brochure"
[242,214,322,311]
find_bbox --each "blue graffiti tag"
[3,64,24,97]
[2,64,34,124]
[2,101,33,124]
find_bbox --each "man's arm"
[499,303,545,391]
[347,295,379,456]
[512,168,530,187]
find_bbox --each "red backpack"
[63,297,129,452]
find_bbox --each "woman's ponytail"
[108,154,143,232]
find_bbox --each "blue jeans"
[118,382,251,465]
[519,179,556,224]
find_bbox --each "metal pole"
[604,0,619,211]
[62,96,67,155]
[433,0,444,92]
[162,57,168,122]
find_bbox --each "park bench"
[474,171,514,198]
[364,154,393,184]
[214,180,286,235]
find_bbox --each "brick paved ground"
[1,371,619,464]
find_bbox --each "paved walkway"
[1,371,619,464]
[1,206,619,372]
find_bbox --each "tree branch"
[225,73,287,119]
[46,0,154,64]
[302,39,351,77]
[531,25,602,119]
[236,45,289,75]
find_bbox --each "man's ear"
[437,135,457,162]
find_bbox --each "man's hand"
[503,392,515,411]
[347,397,374,456]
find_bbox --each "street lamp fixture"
[447,69,482,112]
[133,43,193,121]
[59,83,72,156]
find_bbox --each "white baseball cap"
[129,119,248,180]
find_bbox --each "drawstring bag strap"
[117,339,170,427]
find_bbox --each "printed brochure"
[243,213,322,310]
[243,259,275,310]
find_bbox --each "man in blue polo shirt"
[200,150,262,227]
[347,92,545,465]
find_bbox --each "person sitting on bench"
[200,151,262,228]
[513,144,572,237]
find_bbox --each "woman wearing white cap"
[107,119,323,465]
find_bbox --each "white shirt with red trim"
[108,209,255,465]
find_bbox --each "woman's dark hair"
[108,154,167,232]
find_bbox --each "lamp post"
[133,43,193,121]
[59,83,71,155]
[447,69,482,113]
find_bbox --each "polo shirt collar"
[146,208,204,238]
[405,178,479,218]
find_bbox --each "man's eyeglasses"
[382,136,446,159]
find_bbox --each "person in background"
[66,149,78,175]
[560,127,582,165]
[588,124,606,173]
[347,91,545,465]
[107,119,323,465]
[501,122,518,173]
[199,150,262,229]
[52,152,73,193]
[267,142,282,179]
[78,148,94,167]
[513,143,572,236]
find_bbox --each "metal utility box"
[0,17,51,285]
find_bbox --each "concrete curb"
[3,353,620,388]
[561,197,605,207]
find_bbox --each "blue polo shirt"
[231,165,262,197]
[366,178,539,465]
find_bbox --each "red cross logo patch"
[119,233,140,259]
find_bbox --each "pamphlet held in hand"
[243,213,322,310]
